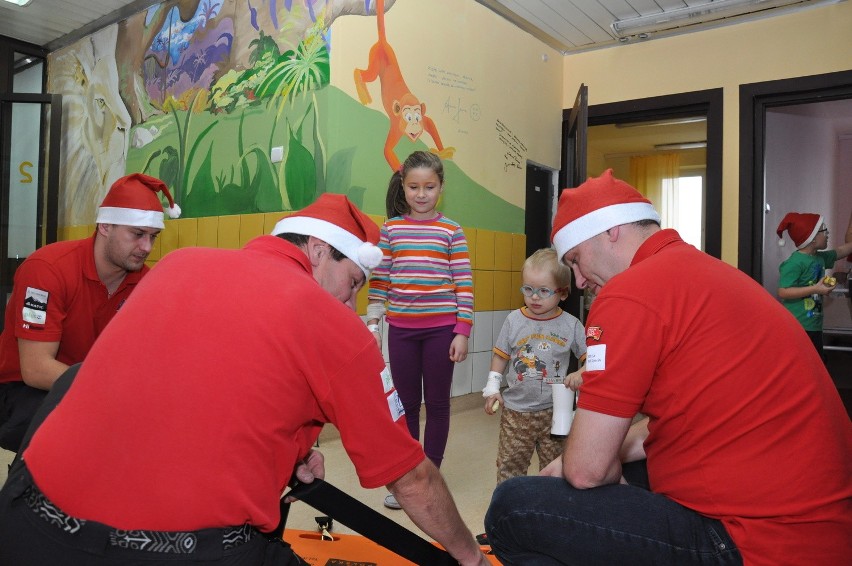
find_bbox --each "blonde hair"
[523,248,572,291]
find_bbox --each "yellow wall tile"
[473,270,494,311]
[147,225,162,261]
[368,214,385,229]
[158,221,179,258]
[493,270,513,311]
[197,216,219,247]
[475,228,495,270]
[464,227,477,269]
[356,284,370,315]
[512,233,527,271]
[217,216,241,249]
[511,271,525,309]
[265,212,286,234]
[494,232,513,271]
[175,218,198,249]
[239,213,265,247]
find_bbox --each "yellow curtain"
[628,154,680,225]
[629,153,680,208]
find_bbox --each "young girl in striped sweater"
[367,151,473,509]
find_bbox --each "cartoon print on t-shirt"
[512,343,547,382]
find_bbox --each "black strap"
[276,479,456,565]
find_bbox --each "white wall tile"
[451,355,473,397]
[472,311,494,353]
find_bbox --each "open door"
[560,84,588,194]
[559,84,588,324]
[0,93,62,330]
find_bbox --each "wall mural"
[353,0,453,171]
[48,0,523,233]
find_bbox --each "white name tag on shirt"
[380,366,394,394]
[586,344,606,371]
[387,390,405,421]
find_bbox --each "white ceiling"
[0,0,837,53]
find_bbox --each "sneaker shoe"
[383,493,402,510]
[476,532,489,546]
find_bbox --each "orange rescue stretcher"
[277,479,500,565]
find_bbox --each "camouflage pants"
[496,406,564,485]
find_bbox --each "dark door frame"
[568,89,724,260]
[738,69,852,280]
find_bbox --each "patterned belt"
[23,484,255,554]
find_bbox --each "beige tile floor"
[0,393,536,540]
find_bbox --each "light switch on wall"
[271,146,284,163]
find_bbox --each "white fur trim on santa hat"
[796,215,823,250]
[271,216,381,276]
[553,201,660,260]
[96,207,165,230]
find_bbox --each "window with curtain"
[629,154,704,250]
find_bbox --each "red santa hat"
[551,169,661,260]
[776,212,823,249]
[271,193,383,276]
[96,173,180,229]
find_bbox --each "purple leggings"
[387,324,455,468]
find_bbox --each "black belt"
[278,479,457,565]
[23,482,256,555]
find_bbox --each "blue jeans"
[484,476,743,566]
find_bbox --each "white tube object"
[551,384,575,435]
[482,371,502,397]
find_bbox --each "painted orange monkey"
[354,0,455,171]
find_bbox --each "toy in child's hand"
[823,276,837,286]
[491,400,500,412]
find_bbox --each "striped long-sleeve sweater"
[368,214,473,336]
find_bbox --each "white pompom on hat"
[271,193,383,276]
[551,169,661,261]
[96,173,180,230]
[776,212,823,249]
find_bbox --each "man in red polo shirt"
[0,193,488,566]
[485,170,851,566]
[0,173,178,452]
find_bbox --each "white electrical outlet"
[270,146,284,163]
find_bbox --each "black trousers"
[0,364,306,565]
[0,381,47,453]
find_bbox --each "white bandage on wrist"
[366,302,386,322]
[482,371,503,397]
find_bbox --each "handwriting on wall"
[428,66,479,135]
[495,119,526,172]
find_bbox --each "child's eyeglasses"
[520,285,566,298]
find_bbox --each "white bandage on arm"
[366,302,386,323]
[482,371,503,397]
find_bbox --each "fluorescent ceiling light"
[3,0,33,6]
[611,0,812,38]
[654,141,708,150]
[616,117,707,128]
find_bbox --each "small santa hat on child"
[271,193,383,276]
[776,212,823,249]
[96,173,180,230]
[551,169,661,260]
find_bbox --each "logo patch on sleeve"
[22,287,49,325]
[586,326,603,341]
